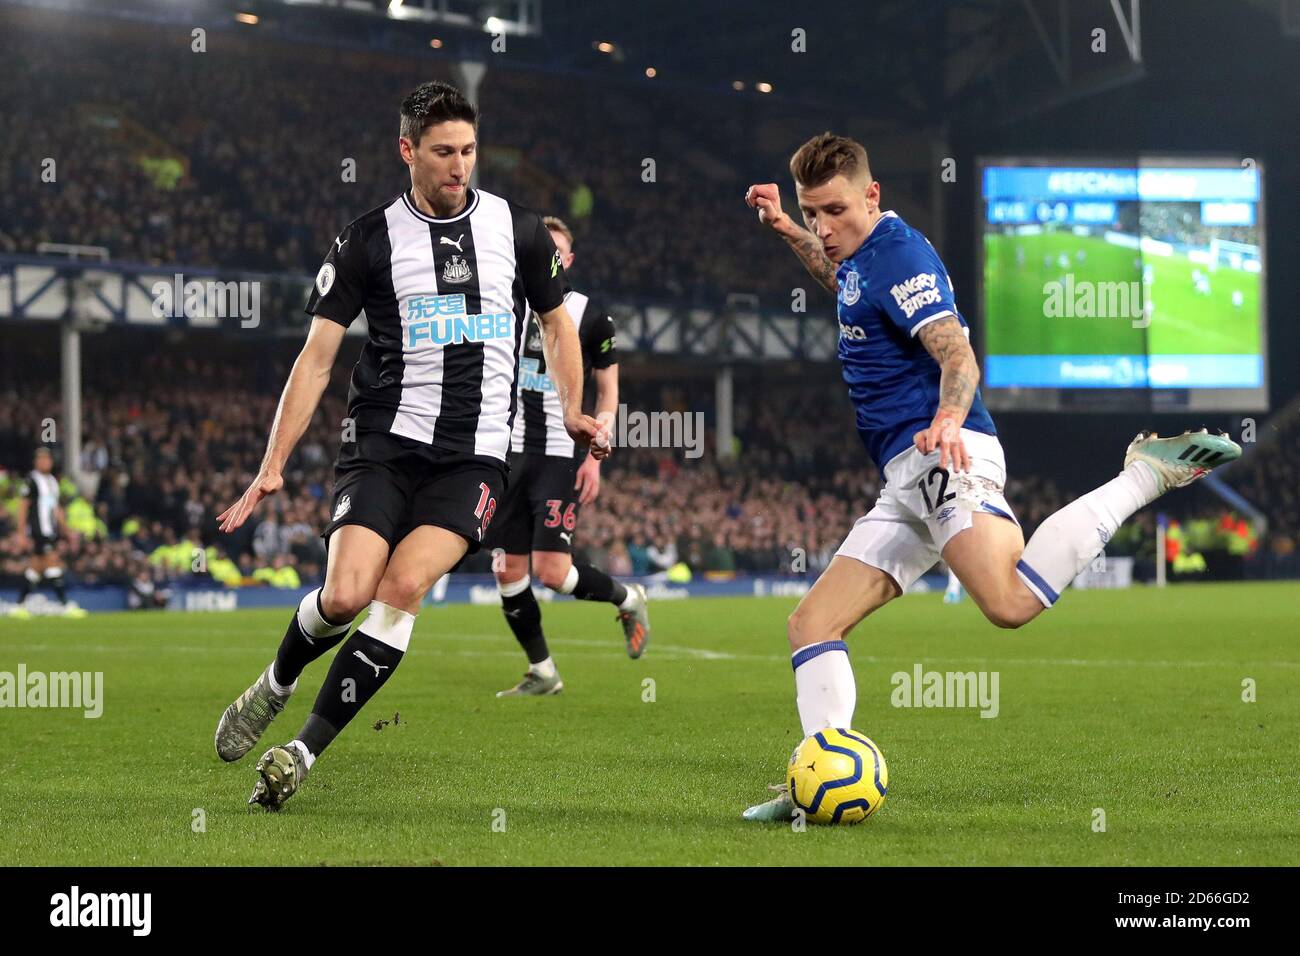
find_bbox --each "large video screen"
[978,157,1267,412]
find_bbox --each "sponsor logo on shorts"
[937,505,957,524]
[333,494,351,521]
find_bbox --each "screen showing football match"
[979,158,1266,411]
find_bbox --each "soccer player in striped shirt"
[213,81,608,810]
[487,217,649,698]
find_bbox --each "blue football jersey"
[835,211,997,471]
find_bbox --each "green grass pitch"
[983,232,1260,356]
[1,582,1296,866]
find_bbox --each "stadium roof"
[1,0,1183,126]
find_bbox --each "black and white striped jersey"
[304,188,569,462]
[510,291,617,457]
[21,471,60,538]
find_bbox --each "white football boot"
[1124,428,1242,493]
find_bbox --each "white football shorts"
[836,428,1018,590]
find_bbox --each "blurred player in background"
[212,81,607,810]
[487,216,649,698]
[942,564,964,604]
[741,132,1241,821]
[9,447,86,619]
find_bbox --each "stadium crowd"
[1,13,1295,605]
[0,17,800,309]
[3,328,1296,603]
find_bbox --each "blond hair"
[542,215,574,246]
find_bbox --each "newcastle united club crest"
[442,254,472,284]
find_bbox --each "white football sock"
[557,565,579,595]
[792,640,856,737]
[530,656,558,679]
[265,662,295,697]
[618,587,639,611]
[498,574,532,598]
[298,587,352,639]
[288,739,316,771]
[1017,461,1159,607]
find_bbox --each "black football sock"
[272,587,354,688]
[562,563,629,607]
[18,569,38,603]
[498,576,549,665]
[295,603,412,759]
[44,568,67,604]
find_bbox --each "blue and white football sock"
[1017,460,1159,607]
[792,640,856,737]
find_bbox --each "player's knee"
[493,553,529,586]
[493,568,525,589]
[984,598,1033,630]
[533,556,571,591]
[382,568,433,610]
[319,584,371,623]
[787,606,842,650]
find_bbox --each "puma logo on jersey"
[559,531,572,544]
[334,235,348,252]
[440,234,465,252]
[353,650,389,678]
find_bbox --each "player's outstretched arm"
[744,182,837,294]
[217,317,346,532]
[913,316,980,473]
[536,303,609,461]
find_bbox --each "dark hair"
[790,132,871,189]
[400,81,478,144]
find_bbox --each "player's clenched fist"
[566,413,611,461]
[745,183,791,231]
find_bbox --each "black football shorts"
[323,431,507,554]
[484,451,582,555]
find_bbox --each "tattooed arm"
[912,315,980,472]
[745,183,838,294]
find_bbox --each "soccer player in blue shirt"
[741,133,1241,821]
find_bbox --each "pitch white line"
[4,640,1296,670]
